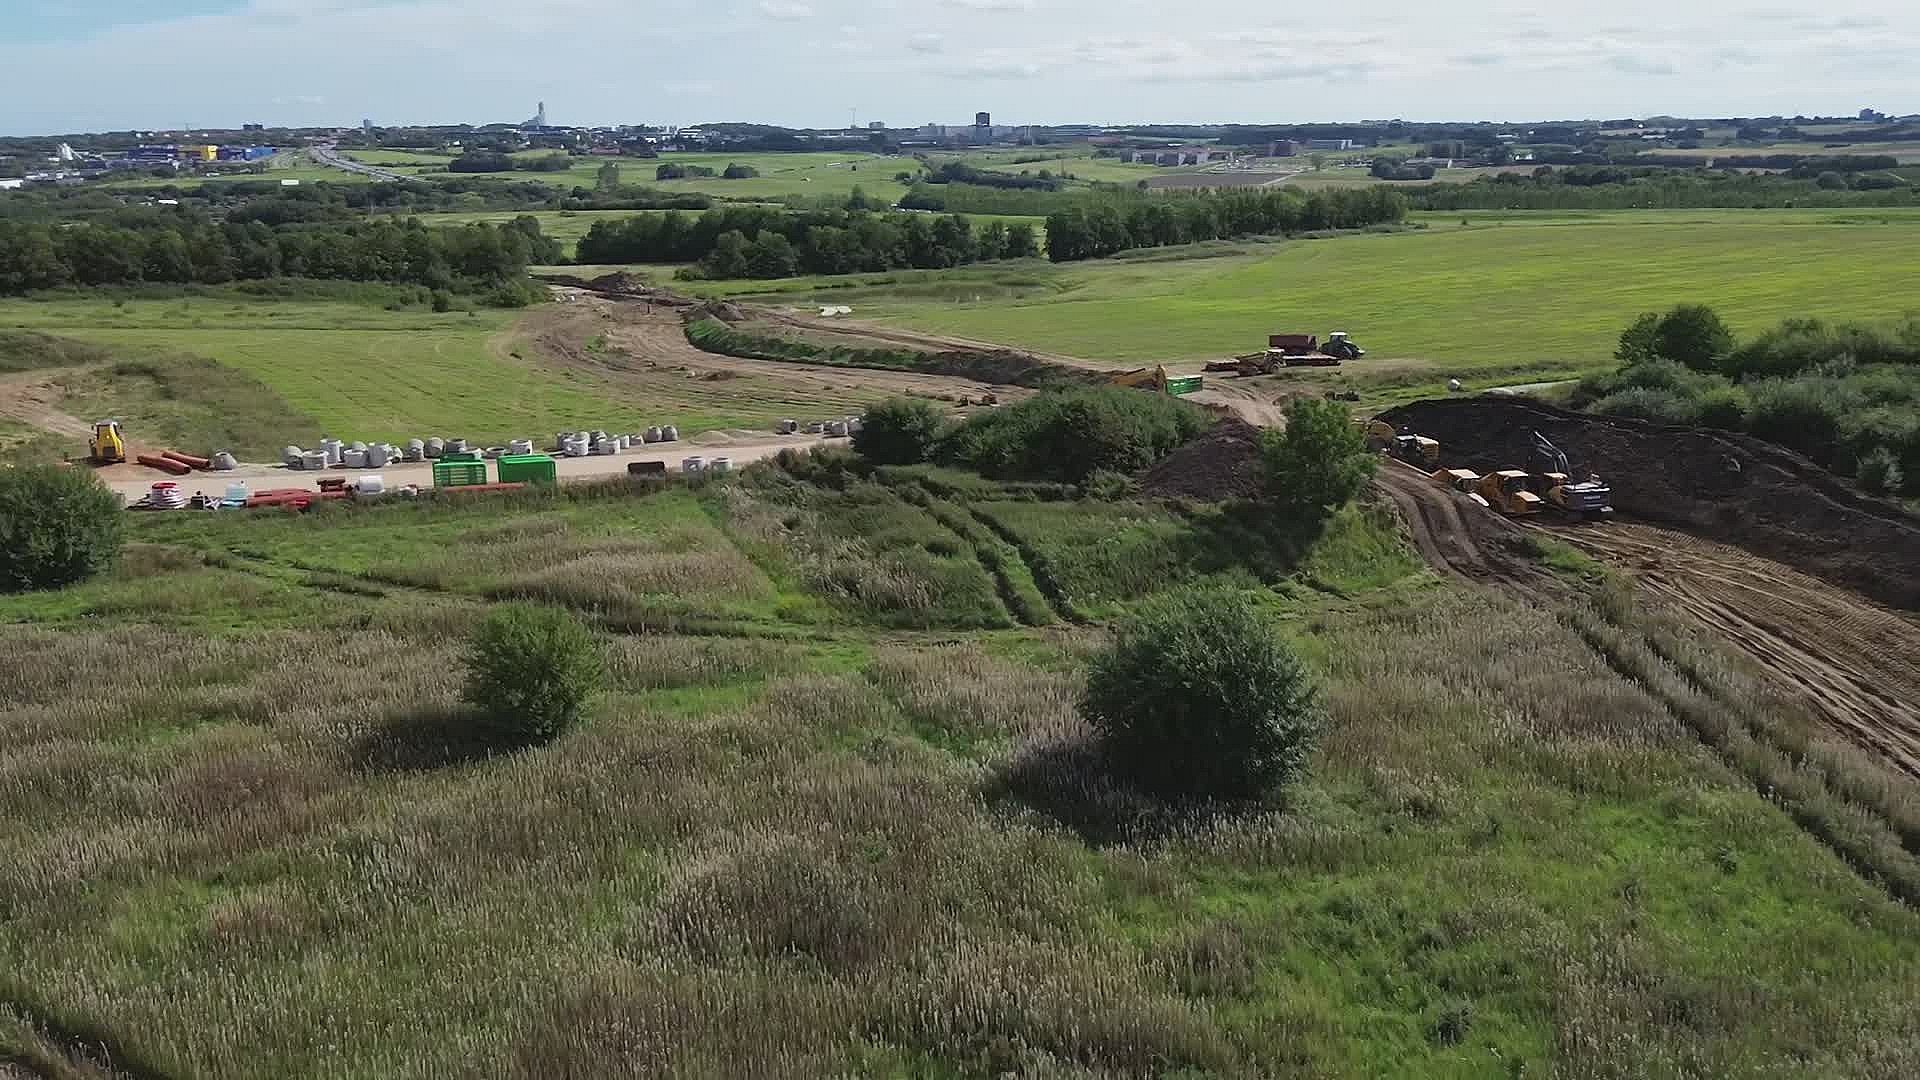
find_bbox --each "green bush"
[1858,448,1904,495]
[1616,305,1734,371]
[1258,398,1375,515]
[1081,587,1321,800]
[936,387,1210,484]
[0,465,124,593]
[854,398,948,465]
[461,603,603,747]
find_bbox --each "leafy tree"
[595,162,622,192]
[461,603,603,748]
[721,163,760,179]
[1616,312,1662,364]
[701,230,751,278]
[1081,586,1322,800]
[1654,304,1736,372]
[1260,399,1375,516]
[1004,221,1039,259]
[854,397,948,465]
[0,465,124,593]
[745,231,798,278]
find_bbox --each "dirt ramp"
[1382,397,1920,611]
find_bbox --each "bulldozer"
[1529,431,1613,518]
[1431,467,1492,508]
[1477,469,1545,516]
[90,421,127,465]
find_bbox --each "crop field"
[693,210,1920,391]
[0,296,888,445]
[4,461,1919,1078]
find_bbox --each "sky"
[2,0,1916,135]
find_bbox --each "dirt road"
[1372,461,1552,594]
[1537,520,1920,778]
[0,368,93,439]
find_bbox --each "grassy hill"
[2,464,1917,1077]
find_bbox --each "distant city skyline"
[2,1,1915,136]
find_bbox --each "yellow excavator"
[1109,365,1204,397]
[90,420,127,464]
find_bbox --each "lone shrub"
[1081,587,1321,800]
[854,397,948,465]
[0,465,124,593]
[1616,305,1734,372]
[1858,448,1904,495]
[1259,398,1375,516]
[461,603,603,747]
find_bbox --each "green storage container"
[432,460,489,487]
[498,453,558,486]
[1166,375,1205,397]
[441,450,483,463]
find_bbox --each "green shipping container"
[1166,376,1204,397]
[432,460,489,487]
[498,453,558,485]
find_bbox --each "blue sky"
[3,1,1915,135]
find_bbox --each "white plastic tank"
[804,421,825,434]
[425,437,445,459]
[708,457,733,473]
[224,481,248,503]
[563,436,590,458]
[349,441,368,454]
[405,439,426,462]
[644,426,665,444]
[777,419,798,435]
[366,445,391,468]
[282,445,302,466]
[300,451,328,471]
[212,451,238,471]
[826,421,849,437]
[342,448,368,468]
[662,425,679,442]
[356,475,387,496]
[320,438,344,466]
[446,438,468,454]
[508,438,534,456]
[681,456,705,472]
[847,417,864,433]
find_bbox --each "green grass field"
[693,211,1920,391]
[0,296,890,445]
[340,149,913,203]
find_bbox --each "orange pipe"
[161,450,211,470]
[136,453,192,476]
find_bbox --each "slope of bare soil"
[1381,397,1920,612]
[1539,521,1920,779]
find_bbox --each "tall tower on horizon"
[537,101,548,127]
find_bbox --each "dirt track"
[0,368,93,439]
[1537,521,1920,778]
[1372,462,1555,595]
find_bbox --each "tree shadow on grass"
[350,703,543,773]
[1169,499,1333,583]
[984,733,1276,849]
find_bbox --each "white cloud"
[757,0,814,18]
[908,32,946,54]
[942,0,1035,10]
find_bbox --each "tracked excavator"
[1529,431,1613,518]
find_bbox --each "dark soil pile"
[1140,418,1265,500]
[694,299,748,323]
[1382,397,1920,611]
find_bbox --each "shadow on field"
[986,733,1273,848]
[351,704,536,773]
[1169,501,1332,582]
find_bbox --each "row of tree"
[576,207,1038,278]
[0,214,558,297]
[1043,186,1406,262]
[1409,169,1917,211]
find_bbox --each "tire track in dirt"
[1371,460,1557,600]
[1538,521,1920,779]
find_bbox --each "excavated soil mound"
[694,300,748,323]
[1382,397,1920,611]
[1140,418,1265,500]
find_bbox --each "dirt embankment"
[1381,397,1920,612]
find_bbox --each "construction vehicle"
[1109,365,1204,396]
[90,421,126,465]
[1357,419,1440,468]
[1431,468,1492,508]
[1477,469,1545,516]
[1530,431,1613,518]
[1270,331,1366,365]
